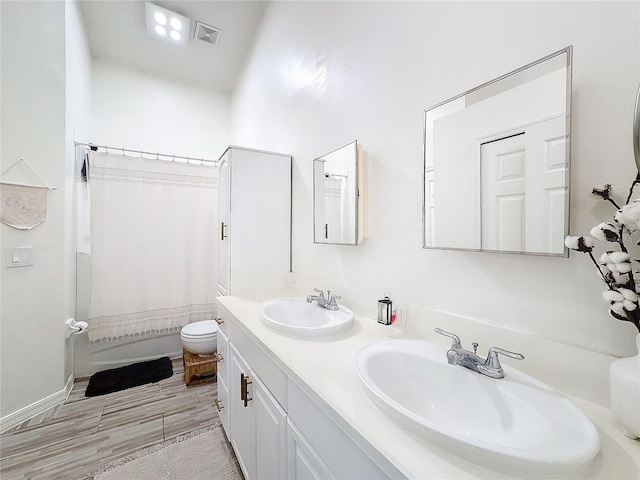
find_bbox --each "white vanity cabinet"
[217,303,395,480]
[229,349,287,480]
[221,308,288,480]
[229,344,254,477]
[217,147,292,296]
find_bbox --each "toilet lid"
[181,320,218,337]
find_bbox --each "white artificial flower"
[610,301,628,319]
[623,299,637,311]
[617,262,632,273]
[618,287,639,302]
[609,251,631,264]
[589,222,619,242]
[564,235,594,252]
[564,236,578,249]
[603,290,624,303]
[615,199,640,230]
[598,251,632,284]
[600,261,629,285]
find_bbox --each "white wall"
[231,1,640,357]
[1,1,70,418]
[89,60,230,160]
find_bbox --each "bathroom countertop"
[217,295,640,480]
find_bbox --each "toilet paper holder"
[65,318,88,339]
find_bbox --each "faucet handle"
[313,288,325,299]
[434,328,462,349]
[328,293,341,307]
[485,347,525,370]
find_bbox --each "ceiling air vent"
[194,21,221,46]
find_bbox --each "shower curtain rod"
[74,141,218,165]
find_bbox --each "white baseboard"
[0,374,74,434]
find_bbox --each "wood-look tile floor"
[0,357,222,479]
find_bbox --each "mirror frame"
[422,46,573,256]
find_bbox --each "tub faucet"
[306,288,341,310]
[434,328,524,379]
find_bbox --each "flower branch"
[567,174,640,334]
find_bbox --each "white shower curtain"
[87,151,218,343]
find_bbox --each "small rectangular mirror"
[313,140,367,245]
[423,46,572,256]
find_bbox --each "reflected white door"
[481,116,567,253]
[217,155,230,295]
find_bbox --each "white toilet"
[180,320,218,355]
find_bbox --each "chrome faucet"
[306,288,341,311]
[434,328,524,379]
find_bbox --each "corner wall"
[1,1,70,419]
[230,1,640,357]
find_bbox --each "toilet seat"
[181,320,218,355]
[181,320,218,338]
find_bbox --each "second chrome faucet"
[306,288,341,311]
[435,328,524,379]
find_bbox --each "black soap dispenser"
[378,294,393,325]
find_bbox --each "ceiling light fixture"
[145,2,190,46]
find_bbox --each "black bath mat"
[85,356,173,397]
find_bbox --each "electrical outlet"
[289,274,298,289]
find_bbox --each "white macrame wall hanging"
[0,158,56,230]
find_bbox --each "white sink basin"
[259,298,353,338]
[354,339,600,476]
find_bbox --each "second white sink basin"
[354,339,600,477]
[259,298,353,338]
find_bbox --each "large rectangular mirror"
[423,46,572,255]
[313,140,367,245]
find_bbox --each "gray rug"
[92,425,243,480]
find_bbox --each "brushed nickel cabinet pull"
[221,221,228,240]
[214,398,224,411]
[240,373,252,407]
[324,223,328,239]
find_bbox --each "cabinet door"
[217,153,230,295]
[230,344,254,479]
[287,419,335,480]
[254,374,287,480]
[215,328,230,435]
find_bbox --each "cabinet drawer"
[288,381,389,480]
